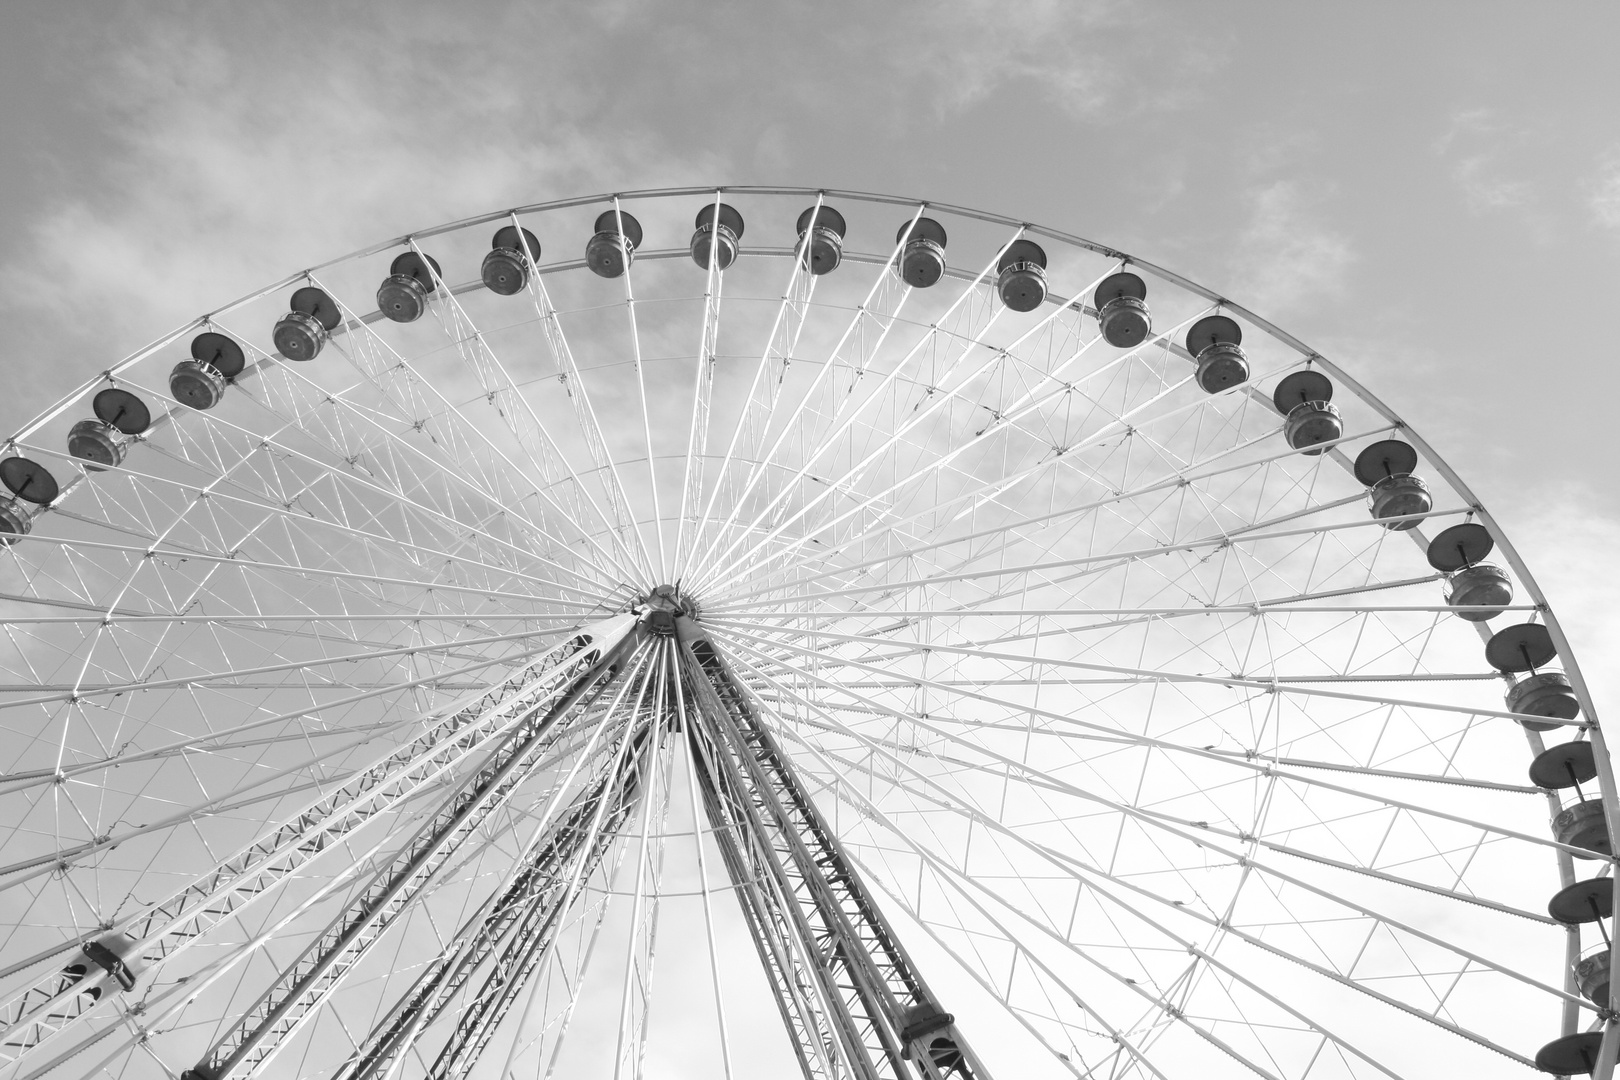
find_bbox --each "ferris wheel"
[0,185,1611,1080]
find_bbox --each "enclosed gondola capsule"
[1577,949,1612,1007]
[1508,672,1582,729]
[1553,801,1610,858]
[170,332,246,410]
[273,286,342,361]
[1547,874,1616,1007]
[1093,272,1151,348]
[1424,522,1513,622]
[1528,726,1610,857]
[1488,621,1581,729]
[996,239,1048,312]
[586,209,643,279]
[68,420,128,471]
[795,205,846,276]
[0,457,57,545]
[0,498,33,545]
[1352,439,1431,530]
[377,251,442,323]
[481,226,541,296]
[68,388,151,472]
[1185,315,1249,393]
[169,361,226,409]
[690,202,744,271]
[1445,563,1512,618]
[1368,477,1430,529]
[895,217,947,288]
[1271,370,1342,454]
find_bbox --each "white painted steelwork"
[0,187,1605,1080]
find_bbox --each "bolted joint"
[82,940,136,992]
[899,1003,956,1057]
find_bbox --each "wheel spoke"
[0,187,1596,1080]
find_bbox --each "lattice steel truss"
[137,608,991,1080]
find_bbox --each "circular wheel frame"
[0,187,1608,1080]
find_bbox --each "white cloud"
[1451,154,1535,212]
[895,0,1218,120]
[1228,181,1354,314]
[1433,108,1496,155]
[1590,151,1620,229]
[1434,108,1543,220]
[0,10,723,408]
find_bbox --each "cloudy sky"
[4,1,1616,712]
[1,2,1618,1075]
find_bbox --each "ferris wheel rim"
[3,184,1590,719]
[0,183,1606,1080]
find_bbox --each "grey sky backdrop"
[0,3,1616,708]
[3,2,1616,718]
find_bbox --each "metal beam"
[337,667,658,1080]
[676,615,990,1080]
[179,626,643,1080]
[686,682,861,1080]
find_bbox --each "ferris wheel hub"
[639,584,697,632]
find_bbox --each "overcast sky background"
[0,3,1617,1070]
[4,1,1614,703]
